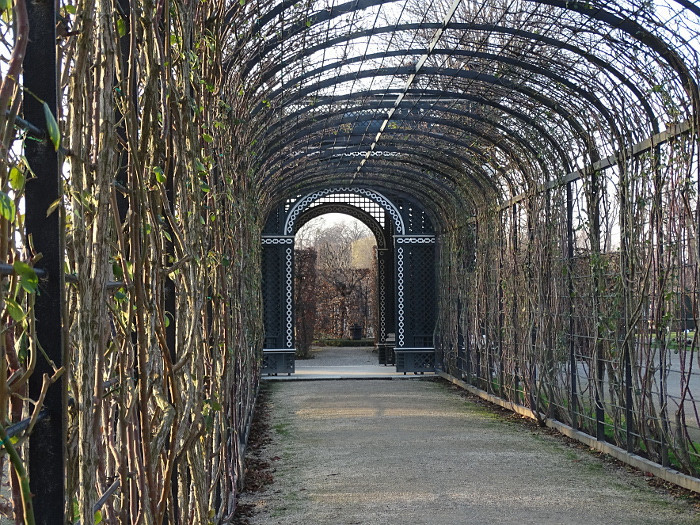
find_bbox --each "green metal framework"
[243,0,700,489]
[8,0,700,521]
[261,187,436,374]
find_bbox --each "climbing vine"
[54,0,267,519]
[0,0,698,521]
[437,126,700,476]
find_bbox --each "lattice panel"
[286,191,386,227]
[380,249,395,335]
[394,197,434,234]
[261,242,290,348]
[395,350,435,373]
[377,343,395,365]
[397,240,436,347]
[284,188,405,234]
[378,254,387,341]
[261,351,295,375]
[263,203,286,234]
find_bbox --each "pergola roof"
[227,0,700,229]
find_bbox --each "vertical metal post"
[464,223,474,382]
[164,162,178,524]
[115,0,131,224]
[463,296,472,382]
[510,204,518,399]
[567,181,578,429]
[383,222,395,364]
[23,0,65,520]
[624,341,633,452]
[285,244,294,350]
[394,243,404,348]
[498,226,504,398]
[618,157,634,453]
[527,198,536,410]
[652,145,670,467]
[659,345,669,466]
[596,342,606,440]
[587,166,605,442]
[377,249,387,344]
[456,297,464,375]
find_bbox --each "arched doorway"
[261,188,437,375]
[295,207,384,353]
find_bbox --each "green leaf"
[46,197,61,217]
[239,0,245,5]
[20,155,37,179]
[13,261,38,293]
[202,133,214,143]
[194,158,207,174]
[43,102,60,151]
[8,167,24,191]
[116,17,126,37]
[5,298,25,322]
[153,166,166,183]
[0,191,15,222]
[64,4,76,14]
[124,261,133,279]
[112,261,124,280]
[95,510,103,524]
[0,0,12,12]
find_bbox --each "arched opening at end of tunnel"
[294,213,378,365]
[261,187,438,376]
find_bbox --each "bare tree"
[306,220,376,339]
[295,248,318,358]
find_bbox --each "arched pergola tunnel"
[251,0,700,489]
[0,0,698,522]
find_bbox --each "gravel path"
[239,377,700,525]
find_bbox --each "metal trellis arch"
[261,187,437,375]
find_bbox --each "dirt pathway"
[238,378,700,525]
